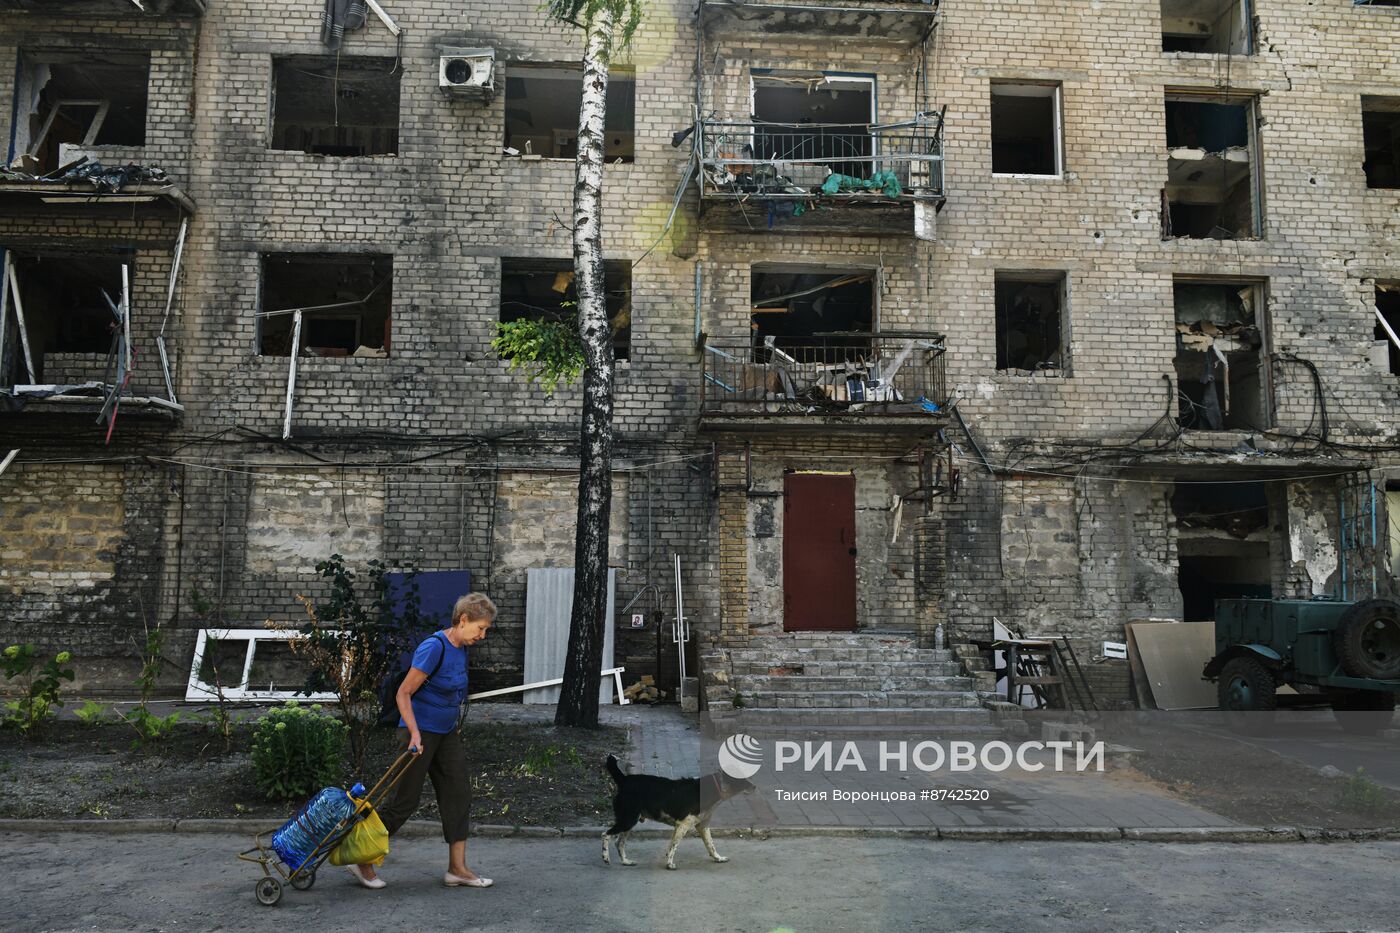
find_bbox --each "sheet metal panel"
[524,568,616,704]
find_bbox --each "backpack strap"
[424,632,450,680]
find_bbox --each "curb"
[1,818,1395,843]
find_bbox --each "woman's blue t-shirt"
[400,632,468,734]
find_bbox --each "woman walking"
[348,592,496,890]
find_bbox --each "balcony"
[699,332,949,433]
[698,0,939,44]
[697,116,945,236]
[0,0,205,14]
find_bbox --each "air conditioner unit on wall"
[439,47,495,98]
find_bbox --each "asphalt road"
[4,831,1399,933]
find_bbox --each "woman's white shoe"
[444,872,493,888]
[346,864,387,889]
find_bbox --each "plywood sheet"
[1127,620,1216,710]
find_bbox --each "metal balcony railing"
[699,116,945,201]
[701,333,948,417]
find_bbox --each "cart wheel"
[255,877,283,906]
[290,868,316,891]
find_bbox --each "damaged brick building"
[1,0,1399,719]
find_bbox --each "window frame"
[993,269,1071,375]
[990,81,1064,179]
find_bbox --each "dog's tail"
[606,753,625,784]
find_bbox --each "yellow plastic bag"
[329,806,389,867]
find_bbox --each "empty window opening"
[4,253,128,384]
[12,50,149,173]
[1164,96,1258,239]
[1160,0,1252,54]
[750,265,874,359]
[991,82,1061,176]
[750,73,875,184]
[503,65,634,162]
[271,56,400,156]
[258,254,393,357]
[1173,279,1268,430]
[995,272,1066,373]
[1173,482,1272,621]
[1373,284,1400,376]
[499,259,631,359]
[1362,96,1400,189]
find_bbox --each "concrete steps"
[716,706,999,734]
[742,674,976,692]
[738,689,982,710]
[709,630,989,720]
[728,660,966,677]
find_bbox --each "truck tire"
[1329,690,1396,736]
[1333,599,1400,680]
[1218,655,1277,735]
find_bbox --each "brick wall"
[2,0,1400,704]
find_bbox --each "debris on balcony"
[1173,280,1267,431]
[0,159,194,213]
[701,332,948,418]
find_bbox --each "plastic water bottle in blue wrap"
[271,783,366,870]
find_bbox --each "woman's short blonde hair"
[452,592,497,624]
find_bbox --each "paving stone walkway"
[469,703,1233,830]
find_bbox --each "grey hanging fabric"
[321,0,368,49]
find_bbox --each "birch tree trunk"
[556,9,617,728]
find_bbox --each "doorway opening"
[1173,481,1272,621]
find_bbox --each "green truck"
[1203,598,1400,734]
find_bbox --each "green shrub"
[252,702,347,801]
[73,699,113,726]
[1,645,75,735]
[1339,767,1396,816]
[124,708,182,748]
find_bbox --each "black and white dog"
[601,754,754,870]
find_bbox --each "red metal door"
[783,472,857,631]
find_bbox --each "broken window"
[1173,279,1268,430]
[11,50,150,173]
[1164,94,1259,239]
[4,253,128,376]
[503,65,634,162]
[499,259,631,359]
[750,73,875,183]
[1160,0,1252,54]
[258,254,393,357]
[271,56,399,156]
[1362,96,1400,189]
[1373,284,1400,376]
[995,272,1066,373]
[1174,482,1272,621]
[990,82,1061,176]
[750,265,874,357]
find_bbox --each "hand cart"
[238,750,415,906]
